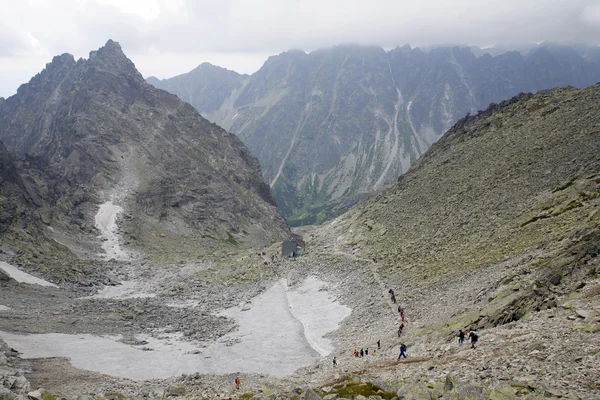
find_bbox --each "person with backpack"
[458,330,466,345]
[235,376,241,390]
[389,289,397,304]
[333,357,337,367]
[398,343,407,359]
[468,330,479,348]
[377,339,381,349]
[360,348,364,357]
[397,321,405,337]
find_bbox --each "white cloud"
[0,0,599,97]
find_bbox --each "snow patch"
[0,277,350,380]
[286,277,352,356]
[0,305,11,311]
[95,201,128,260]
[0,262,57,288]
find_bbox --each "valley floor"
[1,236,599,399]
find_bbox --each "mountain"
[0,40,289,269]
[318,82,600,323]
[149,43,600,226]
[1,82,599,399]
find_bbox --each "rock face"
[148,43,600,225]
[0,40,289,265]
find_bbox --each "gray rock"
[149,388,165,398]
[304,388,321,400]
[26,388,45,400]
[165,385,185,397]
[323,394,338,400]
[11,376,30,392]
[575,309,596,320]
[0,268,10,282]
[444,374,455,392]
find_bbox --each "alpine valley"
[149,43,600,225]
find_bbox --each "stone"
[575,309,596,320]
[165,385,185,397]
[0,269,10,282]
[149,388,165,398]
[11,376,30,392]
[444,374,455,391]
[323,395,338,400]
[27,388,45,400]
[304,389,321,400]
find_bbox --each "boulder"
[303,389,321,400]
[575,309,596,320]
[27,388,45,400]
[11,376,30,392]
[0,269,11,282]
[165,385,185,397]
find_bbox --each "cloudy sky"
[1,0,599,97]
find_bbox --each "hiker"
[391,294,397,304]
[398,343,407,359]
[360,348,364,357]
[333,357,337,367]
[397,321,405,337]
[365,348,369,356]
[468,330,479,349]
[377,339,381,349]
[354,349,359,357]
[235,377,241,390]
[399,309,405,322]
[389,288,396,303]
[458,330,465,345]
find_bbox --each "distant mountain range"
[148,43,600,226]
[0,40,288,272]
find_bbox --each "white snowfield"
[0,277,350,380]
[95,201,129,260]
[0,261,57,288]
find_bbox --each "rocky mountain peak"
[87,39,142,80]
[0,41,289,265]
[45,53,76,73]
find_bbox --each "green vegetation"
[321,381,397,399]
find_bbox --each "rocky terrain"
[1,78,599,399]
[0,40,289,274]
[149,43,600,226]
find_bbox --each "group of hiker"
[327,284,481,375]
[458,329,479,348]
[351,338,381,360]
[389,288,410,360]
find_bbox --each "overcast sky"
[1,0,600,97]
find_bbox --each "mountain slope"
[0,40,289,266]
[317,83,600,325]
[149,44,600,226]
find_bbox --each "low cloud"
[0,0,599,97]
